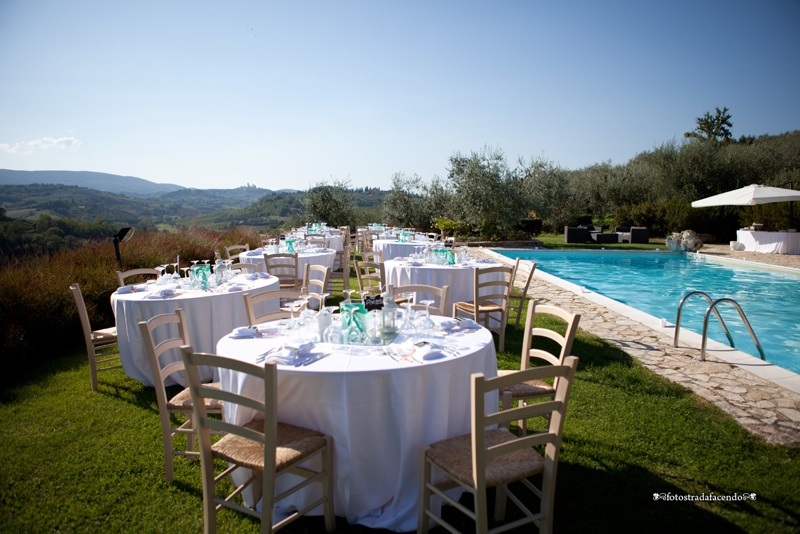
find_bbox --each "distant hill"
[0,169,185,196]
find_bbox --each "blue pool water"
[495,249,800,374]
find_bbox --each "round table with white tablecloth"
[383,258,504,316]
[372,239,433,260]
[238,248,337,278]
[111,273,279,386]
[215,315,497,531]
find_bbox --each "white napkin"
[254,271,271,278]
[116,285,134,294]
[458,319,481,329]
[245,249,262,256]
[406,261,422,267]
[265,342,315,364]
[148,288,177,299]
[415,344,447,361]
[227,284,244,292]
[231,326,259,338]
[474,258,495,264]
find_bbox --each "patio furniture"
[418,356,579,534]
[592,232,619,244]
[564,226,591,243]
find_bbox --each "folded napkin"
[457,318,481,329]
[231,326,259,338]
[406,261,422,267]
[116,285,134,294]
[245,249,263,256]
[226,284,244,292]
[265,342,315,364]
[474,258,496,264]
[254,271,271,278]
[147,288,178,299]
[415,344,447,361]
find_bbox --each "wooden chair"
[229,262,258,273]
[452,264,514,351]
[390,284,450,316]
[329,245,351,295]
[70,283,121,391]
[180,346,335,533]
[224,244,250,260]
[353,259,385,296]
[306,237,329,249]
[499,300,581,434]
[359,250,382,263]
[243,289,305,325]
[303,263,331,309]
[264,252,300,289]
[138,308,222,482]
[116,267,159,287]
[419,356,579,534]
[508,259,537,328]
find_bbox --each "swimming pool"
[494,249,800,375]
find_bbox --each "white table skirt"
[215,318,497,531]
[372,239,431,261]
[238,249,337,276]
[736,230,800,254]
[111,275,279,387]
[384,259,503,316]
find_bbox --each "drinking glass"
[418,300,435,331]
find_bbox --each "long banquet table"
[736,230,800,254]
[112,273,279,386]
[215,316,498,531]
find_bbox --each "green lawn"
[2,298,798,533]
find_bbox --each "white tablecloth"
[238,248,337,277]
[384,259,503,316]
[372,239,432,261]
[111,274,279,387]
[215,318,497,531]
[736,230,800,254]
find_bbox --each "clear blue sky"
[1,0,798,191]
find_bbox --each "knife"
[298,352,330,366]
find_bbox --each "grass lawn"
[2,290,798,533]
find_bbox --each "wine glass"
[171,262,180,279]
[399,292,415,332]
[344,289,355,304]
[418,299,435,331]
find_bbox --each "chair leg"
[475,481,489,533]
[323,437,336,533]
[493,484,509,522]
[418,450,432,534]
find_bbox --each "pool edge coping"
[483,247,800,396]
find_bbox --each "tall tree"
[684,106,733,142]
[303,179,356,228]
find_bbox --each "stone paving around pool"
[481,246,800,446]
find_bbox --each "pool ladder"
[673,290,765,361]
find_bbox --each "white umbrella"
[691,184,800,207]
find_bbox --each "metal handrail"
[700,298,765,361]
[673,291,735,348]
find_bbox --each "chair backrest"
[243,289,301,325]
[138,308,191,406]
[303,263,331,298]
[229,262,258,273]
[354,259,385,295]
[224,244,250,259]
[360,250,383,263]
[264,253,299,288]
[116,268,159,287]
[473,264,514,311]
[509,259,537,327]
[306,237,330,249]
[471,356,578,490]
[391,284,450,316]
[179,345,278,515]
[330,245,351,293]
[70,283,97,352]
[521,300,581,368]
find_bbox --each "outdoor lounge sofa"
[615,226,649,244]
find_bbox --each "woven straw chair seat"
[212,419,328,472]
[453,301,503,314]
[496,370,554,398]
[167,383,222,411]
[426,428,544,488]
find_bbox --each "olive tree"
[303,179,356,228]
[446,146,526,239]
